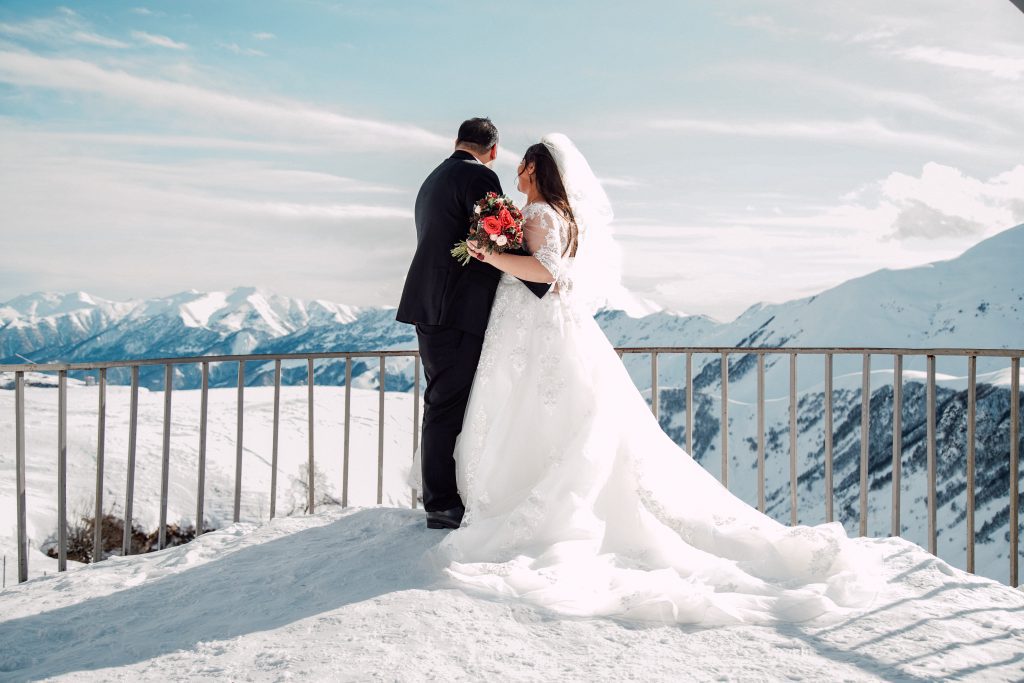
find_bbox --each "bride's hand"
[465,239,493,263]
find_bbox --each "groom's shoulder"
[429,155,499,187]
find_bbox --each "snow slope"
[0,506,1022,681]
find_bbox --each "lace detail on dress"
[785,526,842,577]
[500,489,548,556]
[460,405,489,527]
[522,202,568,282]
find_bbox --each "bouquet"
[451,192,525,265]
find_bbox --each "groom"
[396,117,546,529]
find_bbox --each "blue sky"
[1,1,1022,320]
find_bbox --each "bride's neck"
[525,188,543,205]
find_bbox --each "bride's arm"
[465,206,561,283]
[465,243,555,283]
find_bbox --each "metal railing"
[3,346,1021,588]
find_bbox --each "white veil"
[540,133,622,316]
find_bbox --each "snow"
[984,365,1024,388]
[0,384,416,582]
[178,291,228,328]
[0,506,1022,681]
[2,292,103,318]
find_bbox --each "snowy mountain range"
[1,224,1022,581]
[3,225,1021,384]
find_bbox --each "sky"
[1,0,1023,322]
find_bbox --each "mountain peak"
[1,290,116,318]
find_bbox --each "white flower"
[474,205,481,214]
[496,234,508,246]
[489,233,499,242]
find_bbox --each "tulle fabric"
[435,207,881,625]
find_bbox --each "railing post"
[15,371,27,583]
[721,352,728,488]
[685,352,693,456]
[891,354,902,538]
[789,353,797,525]
[651,352,659,419]
[967,354,977,573]
[197,361,209,534]
[378,354,386,505]
[308,358,315,514]
[234,360,245,523]
[927,354,937,555]
[270,359,280,520]
[57,369,67,572]
[123,365,139,556]
[412,354,421,509]
[757,352,765,513]
[158,363,173,550]
[860,353,870,537]
[1011,355,1020,588]
[825,353,834,523]
[93,367,106,563]
[343,355,352,508]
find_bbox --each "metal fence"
[3,346,1021,588]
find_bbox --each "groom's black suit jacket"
[396,150,549,337]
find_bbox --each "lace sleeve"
[523,203,565,282]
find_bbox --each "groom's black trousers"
[416,323,484,512]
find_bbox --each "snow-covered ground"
[0,506,1022,681]
[0,384,416,582]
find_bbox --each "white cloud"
[621,162,1024,318]
[0,136,415,305]
[649,117,989,155]
[599,176,643,189]
[0,12,129,49]
[846,27,901,44]
[888,201,986,240]
[716,163,1024,243]
[892,46,1024,81]
[707,62,1006,132]
[878,163,1024,240]
[252,32,276,41]
[68,31,131,49]
[131,30,188,50]
[218,42,266,57]
[130,7,155,16]
[0,49,451,151]
[14,129,317,153]
[731,14,798,36]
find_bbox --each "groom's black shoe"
[426,505,465,530]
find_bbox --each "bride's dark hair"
[523,143,579,257]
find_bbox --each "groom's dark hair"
[456,117,498,154]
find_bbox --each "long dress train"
[436,202,881,625]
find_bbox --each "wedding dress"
[434,137,881,625]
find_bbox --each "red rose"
[498,207,514,228]
[482,216,502,235]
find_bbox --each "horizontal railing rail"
[1,346,1021,374]
[3,346,1021,589]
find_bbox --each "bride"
[446,134,880,625]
